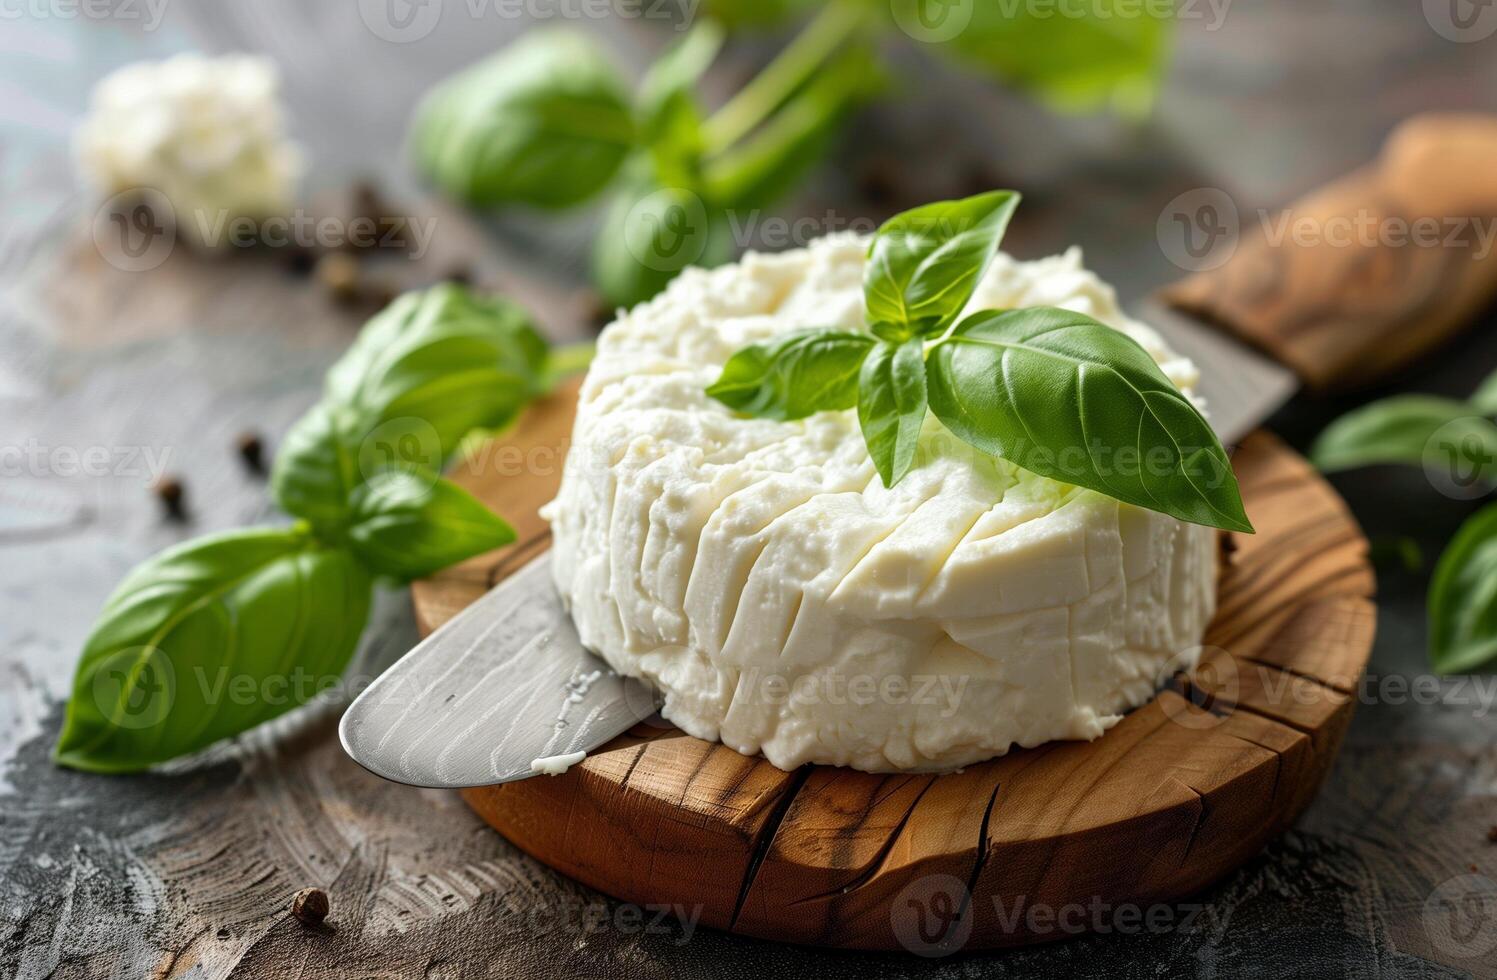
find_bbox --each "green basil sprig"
[1313,368,1497,674]
[415,4,1173,310]
[56,285,582,773]
[705,191,1252,533]
[413,13,882,309]
[272,284,549,534]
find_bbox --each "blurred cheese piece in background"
[74,53,302,245]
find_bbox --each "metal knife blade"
[340,553,659,789]
[1133,297,1298,444]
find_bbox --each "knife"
[340,553,659,788]
[343,112,1497,789]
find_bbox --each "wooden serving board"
[411,377,1376,951]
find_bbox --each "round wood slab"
[412,378,1376,951]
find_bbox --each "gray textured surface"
[2,2,1496,977]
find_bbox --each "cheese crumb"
[530,751,587,776]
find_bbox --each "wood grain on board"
[414,386,1376,950]
[1163,113,1497,390]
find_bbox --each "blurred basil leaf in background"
[699,0,817,29]
[412,30,636,208]
[1310,395,1497,484]
[886,0,1172,115]
[705,42,883,210]
[1470,366,1497,415]
[1429,502,1497,675]
[592,158,733,308]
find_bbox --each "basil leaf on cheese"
[346,468,516,581]
[413,30,636,209]
[54,528,372,774]
[927,306,1252,533]
[863,190,1019,340]
[858,337,928,487]
[1429,502,1497,675]
[707,329,876,421]
[1310,395,1497,483]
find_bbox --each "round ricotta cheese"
[544,236,1218,773]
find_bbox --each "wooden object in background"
[413,384,1376,950]
[1163,113,1497,390]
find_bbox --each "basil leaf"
[272,285,549,531]
[1310,395,1497,484]
[592,158,732,308]
[707,330,875,421]
[1429,502,1497,674]
[927,307,1252,533]
[269,403,359,531]
[858,337,928,487]
[1471,369,1497,416]
[346,468,516,581]
[413,30,636,209]
[54,528,372,773]
[863,190,1020,339]
[915,0,1171,116]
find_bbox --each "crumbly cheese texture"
[544,236,1218,773]
[75,54,302,241]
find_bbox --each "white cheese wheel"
[544,235,1218,773]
